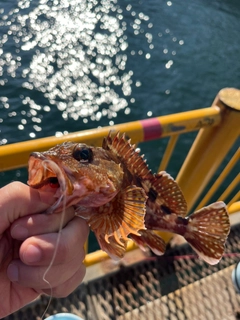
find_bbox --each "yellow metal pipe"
[176,88,240,213]
[159,106,221,137]
[228,201,240,215]
[158,135,179,172]
[217,174,240,202]
[0,122,143,172]
[228,191,240,208]
[84,250,109,267]
[0,107,221,172]
[196,148,240,209]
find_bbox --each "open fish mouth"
[27,152,74,195]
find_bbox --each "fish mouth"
[27,152,74,195]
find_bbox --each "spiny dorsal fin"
[103,131,152,178]
[104,132,187,216]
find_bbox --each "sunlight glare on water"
[1,0,239,157]
[0,0,171,144]
[21,0,131,121]
[0,0,239,187]
[0,0,190,147]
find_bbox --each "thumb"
[0,182,55,235]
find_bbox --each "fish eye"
[72,146,93,163]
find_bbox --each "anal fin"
[130,230,166,256]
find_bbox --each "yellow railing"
[176,88,240,212]
[0,87,239,267]
[0,105,222,171]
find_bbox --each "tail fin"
[184,201,230,265]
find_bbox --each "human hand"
[0,182,89,318]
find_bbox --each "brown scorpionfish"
[28,132,230,264]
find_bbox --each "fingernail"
[7,264,19,282]
[11,225,29,240]
[24,244,42,263]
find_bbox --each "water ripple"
[1,0,163,141]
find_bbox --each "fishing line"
[40,160,68,320]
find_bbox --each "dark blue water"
[1,0,240,187]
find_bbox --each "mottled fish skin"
[28,132,230,265]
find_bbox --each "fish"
[27,132,230,265]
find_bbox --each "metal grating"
[3,223,240,320]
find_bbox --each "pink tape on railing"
[140,118,162,141]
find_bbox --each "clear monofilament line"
[40,160,68,320]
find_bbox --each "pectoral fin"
[89,185,147,258]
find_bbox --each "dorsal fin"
[103,132,187,217]
[103,131,152,178]
[150,171,187,216]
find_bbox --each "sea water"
[0,0,239,187]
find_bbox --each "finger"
[20,217,89,266]
[7,216,88,288]
[10,207,76,240]
[41,266,86,298]
[0,182,56,235]
[7,258,85,290]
